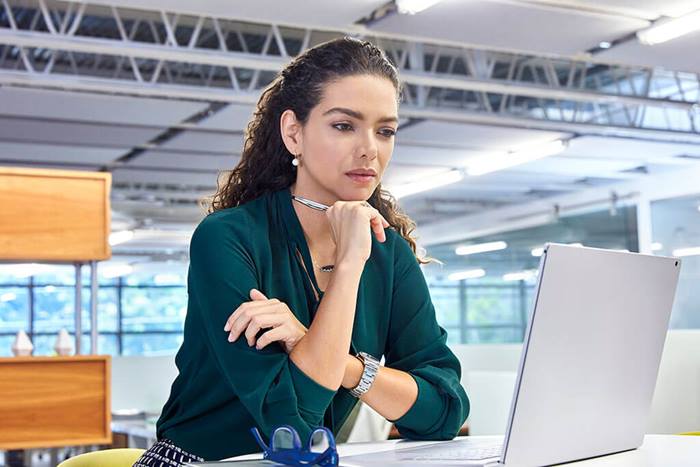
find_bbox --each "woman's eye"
[380,128,397,138]
[333,123,353,131]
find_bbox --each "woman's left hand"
[224,289,308,353]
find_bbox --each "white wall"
[451,343,521,435]
[112,355,177,413]
[449,329,700,435]
[647,330,700,433]
[110,330,700,435]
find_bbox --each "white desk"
[231,435,700,466]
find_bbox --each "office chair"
[57,448,145,467]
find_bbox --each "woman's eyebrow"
[322,107,399,124]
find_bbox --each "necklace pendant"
[320,264,335,272]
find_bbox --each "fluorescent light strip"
[503,270,538,281]
[388,169,463,199]
[672,246,700,257]
[466,140,567,177]
[531,242,582,257]
[396,0,443,14]
[455,241,507,256]
[448,269,486,281]
[109,230,134,246]
[637,9,700,45]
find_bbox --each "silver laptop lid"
[501,243,681,466]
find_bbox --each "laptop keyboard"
[394,439,504,461]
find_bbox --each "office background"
[0,0,699,464]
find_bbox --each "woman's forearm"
[286,258,419,419]
[289,259,365,390]
[341,354,418,421]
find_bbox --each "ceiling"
[0,0,699,267]
[422,203,639,280]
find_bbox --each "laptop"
[343,243,681,466]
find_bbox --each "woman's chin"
[336,186,376,202]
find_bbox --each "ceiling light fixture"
[672,246,700,257]
[109,230,135,246]
[637,9,700,45]
[531,242,582,257]
[448,268,486,281]
[455,241,508,256]
[466,140,568,177]
[396,0,444,15]
[503,270,538,281]
[387,169,464,199]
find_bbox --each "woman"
[134,36,469,465]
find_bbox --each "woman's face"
[283,74,399,203]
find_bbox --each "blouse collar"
[274,186,309,248]
[273,186,325,299]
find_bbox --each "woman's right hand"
[326,201,390,265]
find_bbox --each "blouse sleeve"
[383,235,470,440]
[188,214,336,442]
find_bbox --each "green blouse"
[156,187,470,460]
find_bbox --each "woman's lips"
[346,173,376,184]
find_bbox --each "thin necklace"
[291,194,334,272]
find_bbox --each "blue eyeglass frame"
[250,425,339,467]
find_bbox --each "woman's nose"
[357,132,379,160]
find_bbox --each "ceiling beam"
[2,70,699,145]
[1,29,693,112]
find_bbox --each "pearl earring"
[291,154,300,167]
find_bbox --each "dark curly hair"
[205,36,429,264]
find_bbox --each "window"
[0,264,187,357]
[423,205,638,343]
[0,287,29,333]
[650,194,700,329]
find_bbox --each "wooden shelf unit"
[0,355,112,449]
[0,166,111,262]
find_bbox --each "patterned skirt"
[133,438,205,467]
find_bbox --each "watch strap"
[349,351,380,398]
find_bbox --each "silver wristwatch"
[349,351,380,398]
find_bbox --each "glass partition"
[422,205,638,343]
[650,194,700,329]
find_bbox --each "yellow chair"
[678,431,700,436]
[57,448,145,467]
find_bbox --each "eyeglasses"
[250,425,339,467]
